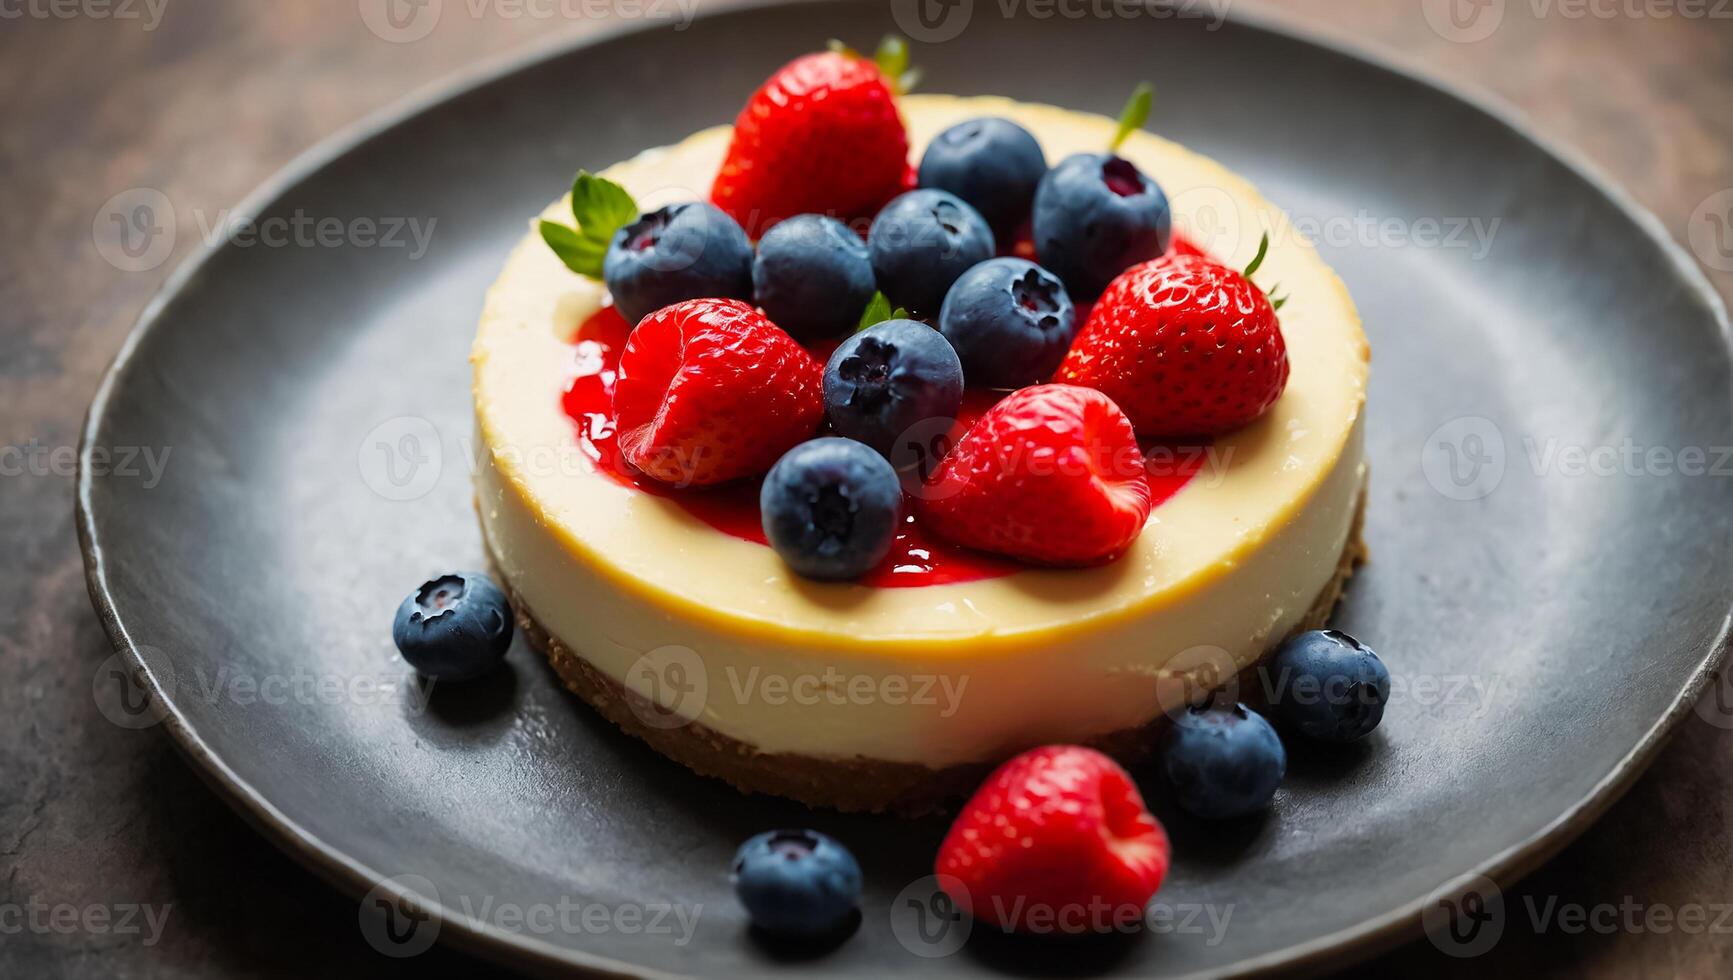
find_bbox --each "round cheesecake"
[473,95,1370,812]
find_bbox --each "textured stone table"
[2,0,1728,975]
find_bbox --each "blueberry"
[732,829,862,936]
[938,258,1076,389]
[761,438,904,580]
[823,319,964,464]
[391,572,513,681]
[867,189,995,316]
[1161,702,1285,820]
[752,214,877,341]
[917,117,1047,238]
[1264,630,1391,741]
[1031,153,1171,299]
[603,201,753,325]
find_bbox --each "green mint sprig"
[855,291,910,332]
[1109,82,1153,154]
[539,171,638,280]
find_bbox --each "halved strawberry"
[710,38,915,238]
[613,298,823,486]
[936,745,1171,934]
[915,384,1152,566]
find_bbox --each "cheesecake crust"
[490,478,1367,815]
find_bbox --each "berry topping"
[823,318,964,464]
[937,257,1077,389]
[936,746,1170,934]
[613,298,823,486]
[1058,247,1290,438]
[1161,702,1286,820]
[761,438,904,580]
[732,829,863,937]
[1263,630,1391,742]
[602,202,755,326]
[916,384,1152,566]
[711,39,913,238]
[867,189,995,316]
[917,117,1047,238]
[539,172,753,326]
[752,214,877,340]
[1031,152,1171,300]
[1029,81,1167,299]
[391,573,513,681]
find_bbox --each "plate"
[78,2,1732,975]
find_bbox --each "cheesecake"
[472,94,1369,813]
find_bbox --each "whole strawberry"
[916,385,1152,566]
[613,298,823,486]
[936,746,1171,935]
[711,38,915,238]
[1058,241,1290,438]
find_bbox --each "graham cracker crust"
[494,482,1368,815]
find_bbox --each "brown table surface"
[4,1,1730,976]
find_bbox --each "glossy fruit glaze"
[559,234,1213,587]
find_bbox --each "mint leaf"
[855,291,909,332]
[1110,82,1153,153]
[541,171,637,280]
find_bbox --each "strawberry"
[710,38,915,239]
[916,385,1151,566]
[936,746,1170,935]
[1057,238,1290,438]
[613,298,823,486]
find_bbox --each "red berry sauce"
[558,234,1212,588]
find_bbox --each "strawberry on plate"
[1059,235,1290,438]
[916,384,1152,566]
[711,38,916,239]
[936,745,1171,935]
[613,298,823,486]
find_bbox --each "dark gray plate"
[78,2,1732,976]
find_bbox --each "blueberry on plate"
[938,257,1076,389]
[761,438,904,581]
[603,201,754,325]
[391,572,513,681]
[732,829,862,937]
[752,214,877,341]
[867,189,995,316]
[1161,702,1285,820]
[1264,629,1391,741]
[824,319,964,463]
[1031,152,1171,299]
[917,117,1047,238]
